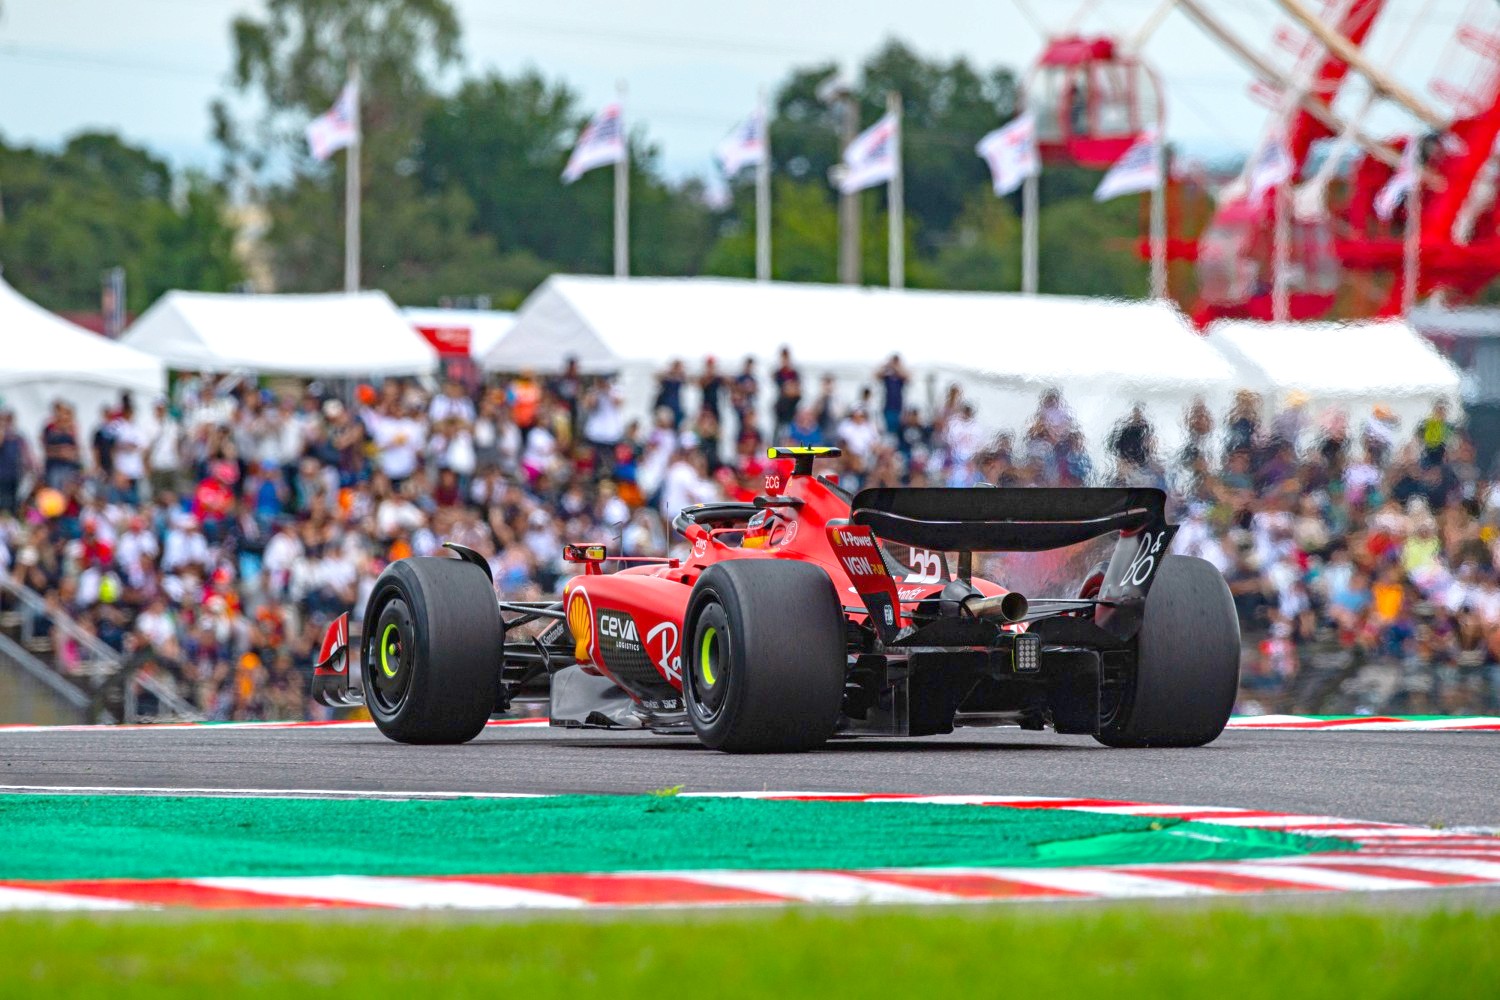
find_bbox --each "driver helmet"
[741,508,778,549]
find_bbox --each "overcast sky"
[0,0,1483,181]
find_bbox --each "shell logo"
[567,588,594,665]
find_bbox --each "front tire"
[684,561,846,753]
[1094,554,1240,748]
[361,557,503,745]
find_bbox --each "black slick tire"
[684,560,846,753]
[361,557,502,745]
[1094,554,1240,748]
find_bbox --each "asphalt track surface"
[1,725,1495,828]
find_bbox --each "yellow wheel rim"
[700,627,718,687]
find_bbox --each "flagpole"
[755,89,772,283]
[837,88,860,285]
[1149,134,1168,300]
[1402,169,1421,313]
[344,61,361,293]
[614,80,629,279]
[887,91,904,290]
[1272,180,1290,321]
[1022,170,1039,295]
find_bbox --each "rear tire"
[1094,554,1240,748]
[684,561,846,753]
[361,557,502,745]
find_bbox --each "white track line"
[0,784,544,799]
[0,719,550,734]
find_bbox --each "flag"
[1374,134,1421,221]
[838,112,898,194]
[562,103,626,184]
[1094,128,1162,202]
[1247,134,1295,201]
[976,113,1039,197]
[716,110,768,178]
[305,80,359,162]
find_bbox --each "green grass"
[0,907,1495,997]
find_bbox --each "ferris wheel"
[1016,0,1500,322]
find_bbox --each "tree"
[923,193,1022,292]
[766,41,1019,256]
[215,0,504,302]
[705,178,907,285]
[418,69,718,290]
[0,132,242,313]
[1036,194,1149,299]
[709,40,1026,290]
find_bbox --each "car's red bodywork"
[559,470,1005,713]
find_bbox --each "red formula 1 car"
[313,447,1241,752]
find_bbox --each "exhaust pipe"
[962,591,1029,623]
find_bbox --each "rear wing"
[850,487,1177,604]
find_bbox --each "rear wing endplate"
[826,522,901,643]
[850,487,1177,605]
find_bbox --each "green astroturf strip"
[1,909,1497,999]
[0,794,1340,881]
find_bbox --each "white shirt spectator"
[367,412,423,481]
[376,497,426,538]
[522,425,558,475]
[162,520,210,572]
[442,428,477,476]
[584,387,626,445]
[429,390,476,425]
[112,418,147,481]
[147,412,182,474]
[659,457,718,520]
[943,413,984,464]
[262,528,303,599]
[136,604,176,650]
[116,526,159,582]
[836,413,881,462]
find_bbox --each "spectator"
[1417,399,1456,468]
[773,375,801,444]
[658,447,719,522]
[730,356,759,444]
[653,359,687,429]
[836,407,881,463]
[41,401,83,489]
[699,357,725,420]
[772,347,799,441]
[1109,404,1155,471]
[0,411,33,514]
[1,355,1495,723]
[877,354,908,434]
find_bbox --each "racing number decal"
[1117,531,1165,588]
[906,548,943,584]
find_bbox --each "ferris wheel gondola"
[1025,34,1165,169]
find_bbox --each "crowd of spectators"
[0,348,1497,721]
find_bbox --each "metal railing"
[0,576,201,723]
[0,632,100,723]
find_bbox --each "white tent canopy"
[486,275,1236,462]
[124,290,438,377]
[1205,319,1462,441]
[0,274,165,443]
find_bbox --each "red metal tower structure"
[1183,0,1500,324]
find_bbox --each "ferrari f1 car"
[313,447,1241,752]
